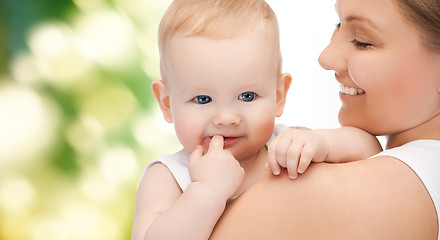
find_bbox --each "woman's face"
[319,0,440,136]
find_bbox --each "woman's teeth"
[340,85,365,95]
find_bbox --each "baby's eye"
[194,95,212,104]
[238,92,256,102]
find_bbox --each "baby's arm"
[314,126,382,162]
[266,126,382,179]
[132,136,244,240]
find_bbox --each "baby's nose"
[213,109,241,126]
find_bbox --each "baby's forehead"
[162,35,280,81]
[164,33,280,64]
[164,61,279,92]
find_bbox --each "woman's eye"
[351,39,373,49]
[238,92,256,102]
[194,95,212,104]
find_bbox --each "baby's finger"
[190,145,204,164]
[267,137,279,166]
[286,144,302,179]
[266,155,281,175]
[297,144,314,174]
[208,135,224,152]
[274,138,291,168]
[267,139,282,175]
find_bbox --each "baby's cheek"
[174,122,199,151]
[254,116,275,142]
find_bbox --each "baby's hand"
[189,135,244,200]
[266,128,328,179]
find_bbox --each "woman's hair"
[397,0,440,51]
[158,0,281,78]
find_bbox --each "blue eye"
[238,92,256,102]
[194,95,212,104]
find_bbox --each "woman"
[209,0,440,238]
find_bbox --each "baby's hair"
[158,0,282,79]
[159,0,278,40]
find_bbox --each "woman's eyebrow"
[345,15,383,33]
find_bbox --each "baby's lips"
[202,135,225,151]
[202,136,213,146]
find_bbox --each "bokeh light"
[0,0,176,239]
[98,145,140,185]
[28,22,93,86]
[65,115,105,154]
[60,203,121,239]
[0,174,37,213]
[72,0,106,10]
[79,83,137,131]
[11,52,41,84]
[74,8,137,70]
[0,84,59,168]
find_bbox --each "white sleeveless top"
[373,139,440,239]
[139,124,290,192]
[143,148,192,191]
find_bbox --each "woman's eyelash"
[334,22,373,49]
[351,39,373,49]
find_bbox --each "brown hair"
[397,0,440,51]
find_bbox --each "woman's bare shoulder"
[210,156,438,240]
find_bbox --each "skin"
[209,0,440,238]
[324,0,440,138]
[131,31,292,240]
[161,35,286,162]
[133,22,385,240]
[266,126,382,179]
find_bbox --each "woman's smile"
[340,84,365,96]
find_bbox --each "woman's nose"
[318,38,346,73]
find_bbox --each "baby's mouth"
[340,84,365,95]
[205,136,239,147]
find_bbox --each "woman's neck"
[386,113,440,149]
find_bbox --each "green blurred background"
[0,0,183,239]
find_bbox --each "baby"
[131,0,382,239]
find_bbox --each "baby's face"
[163,33,284,161]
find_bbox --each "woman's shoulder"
[210,157,438,239]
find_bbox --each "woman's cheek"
[348,55,379,88]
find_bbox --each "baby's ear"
[151,80,173,123]
[275,73,292,117]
